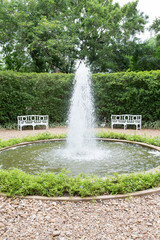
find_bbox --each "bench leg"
[18,124,22,131]
[136,124,141,130]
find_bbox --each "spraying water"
[66,61,97,158]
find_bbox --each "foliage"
[0,132,66,149]
[82,0,148,73]
[1,130,160,149]
[96,131,160,147]
[0,0,79,73]
[92,70,160,123]
[0,71,73,125]
[150,17,160,35]
[0,70,160,126]
[0,168,159,197]
[148,18,160,70]
[129,38,160,71]
[143,120,160,130]
[0,0,148,73]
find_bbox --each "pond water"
[0,141,160,176]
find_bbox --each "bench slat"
[17,115,49,131]
[111,115,142,130]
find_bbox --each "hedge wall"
[0,70,160,126]
[92,71,160,123]
[0,71,74,125]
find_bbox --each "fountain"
[65,61,97,159]
[0,62,160,176]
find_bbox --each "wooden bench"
[111,114,142,130]
[17,115,49,131]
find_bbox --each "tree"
[128,17,160,71]
[129,39,160,71]
[75,0,148,72]
[150,17,160,67]
[0,0,148,73]
[150,17,160,34]
[0,0,79,72]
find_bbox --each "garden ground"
[0,127,160,239]
[0,126,160,141]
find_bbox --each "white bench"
[17,115,49,131]
[111,115,142,130]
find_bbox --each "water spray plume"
[66,61,96,156]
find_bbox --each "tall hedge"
[0,71,74,125]
[0,70,160,126]
[92,71,160,123]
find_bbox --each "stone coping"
[0,187,160,201]
[1,137,160,152]
[0,138,160,201]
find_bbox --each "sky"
[113,0,160,41]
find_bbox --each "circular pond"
[0,140,160,177]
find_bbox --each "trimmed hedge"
[0,71,74,125]
[0,70,160,126]
[92,71,160,123]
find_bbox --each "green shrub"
[0,71,73,125]
[0,70,160,126]
[0,168,160,197]
[92,70,160,123]
[143,120,160,129]
[96,131,160,146]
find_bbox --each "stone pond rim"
[1,137,160,152]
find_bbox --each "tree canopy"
[128,17,160,72]
[0,0,153,73]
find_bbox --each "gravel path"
[0,194,160,240]
[0,127,160,239]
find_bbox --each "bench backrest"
[17,115,49,124]
[111,115,142,123]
